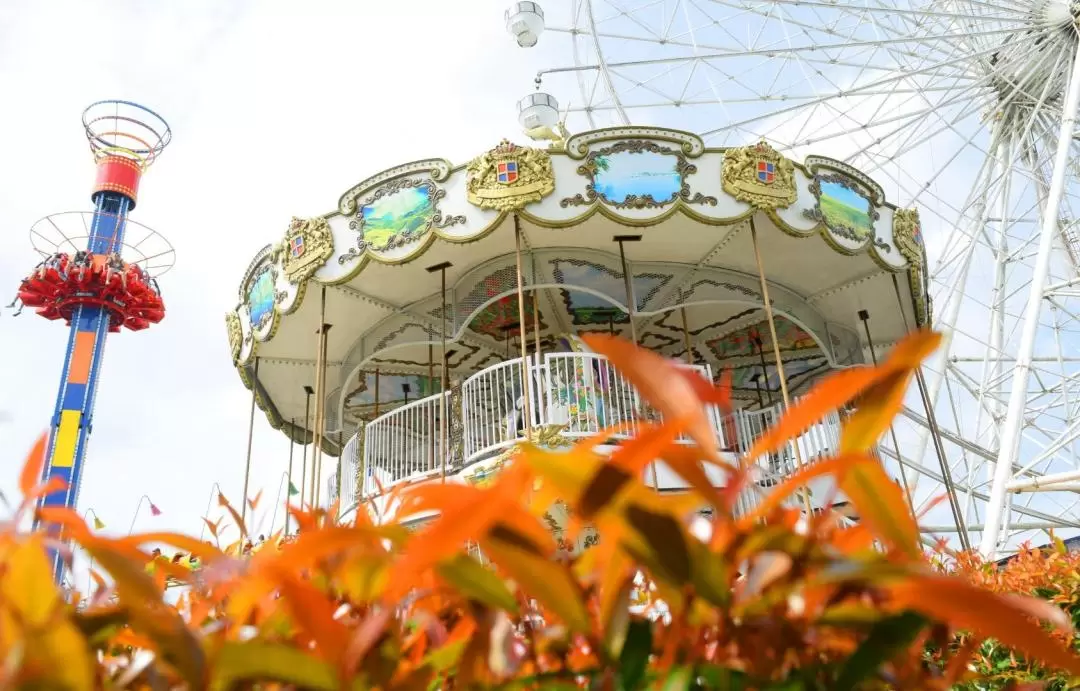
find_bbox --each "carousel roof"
[226,126,929,450]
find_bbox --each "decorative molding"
[893,207,931,326]
[560,140,717,210]
[339,177,466,264]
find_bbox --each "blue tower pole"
[22,101,171,585]
[37,192,133,582]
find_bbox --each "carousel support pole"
[373,369,380,417]
[513,216,534,438]
[429,344,436,471]
[613,235,641,345]
[241,357,259,527]
[890,275,971,551]
[286,418,295,535]
[680,307,693,365]
[309,286,328,510]
[614,234,658,490]
[749,219,811,514]
[426,261,453,481]
[532,290,544,420]
[857,309,918,517]
[753,332,773,407]
[314,322,332,510]
[301,385,313,510]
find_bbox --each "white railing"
[361,391,449,498]
[545,352,641,438]
[462,356,544,464]
[333,432,361,516]
[351,351,845,498]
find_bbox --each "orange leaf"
[271,566,350,664]
[247,490,263,511]
[745,330,941,461]
[19,431,48,498]
[202,516,221,538]
[739,453,877,527]
[119,532,228,562]
[840,369,910,454]
[838,457,920,559]
[217,494,248,539]
[889,575,1080,676]
[24,475,69,504]
[582,334,719,459]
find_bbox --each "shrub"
[2,329,1079,689]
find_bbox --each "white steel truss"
[519,0,1080,557]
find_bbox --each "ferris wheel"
[504,0,1080,556]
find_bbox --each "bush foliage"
[4,330,1080,689]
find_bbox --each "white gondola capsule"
[505,2,545,48]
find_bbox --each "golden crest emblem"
[466,139,555,212]
[721,140,798,210]
[273,216,334,284]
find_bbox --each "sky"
[0,0,539,549]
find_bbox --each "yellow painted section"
[51,411,81,468]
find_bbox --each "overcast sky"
[0,0,543,546]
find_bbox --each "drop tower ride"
[13,101,173,582]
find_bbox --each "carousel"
[225,120,930,546]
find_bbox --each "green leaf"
[209,641,343,690]
[661,666,694,691]
[834,611,926,690]
[692,666,748,690]
[436,553,519,614]
[623,504,691,585]
[483,540,590,633]
[618,619,653,691]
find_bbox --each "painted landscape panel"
[360,183,434,250]
[247,269,275,327]
[819,179,873,241]
[593,150,681,205]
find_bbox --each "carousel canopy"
[225,127,929,450]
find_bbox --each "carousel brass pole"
[614,234,657,489]
[614,235,641,345]
[301,385,313,510]
[890,274,970,550]
[429,344,436,468]
[314,322,332,510]
[753,332,773,407]
[532,291,542,358]
[286,417,295,535]
[532,290,543,421]
[309,286,327,510]
[680,307,693,365]
[426,261,453,482]
[373,369,380,417]
[241,356,259,527]
[749,219,811,515]
[513,215,534,438]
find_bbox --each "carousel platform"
[225,126,929,521]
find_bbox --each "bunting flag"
[288,482,299,496]
[149,501,162,517]
[92,516,105,530]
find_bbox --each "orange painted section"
[68,332,96,384]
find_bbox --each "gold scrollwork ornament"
[225,311,242,364]
[721,140,798,210]
[466,139,555,212]
[893,208,931,325]
[272,216,335,284]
